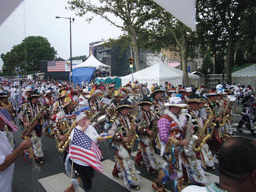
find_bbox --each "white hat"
[164,97,187,108]
[24,86,33,92]
[82,88,90,94]
[76,112,87,122]
[185,87,192,92]
[44,90,52,96]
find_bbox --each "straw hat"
[116,100,133,111]
[138,97,152,106]
[151,87,165,95]
[164,97,187,108]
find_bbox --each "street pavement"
[11,115,256,192]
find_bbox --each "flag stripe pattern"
[70,128,103,172]
[0,108,19,132]
[47,61,66,72]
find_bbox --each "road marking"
[131,151,219,186]
[38,173,84,192]
[101,159,169,192]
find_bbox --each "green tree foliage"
[1,36,56,75]
[55,57,65,60]
[202,53,214,74]
[196,0,254,83]
[235,48,244,66]
[134,2,196,86]
[215,52,225,74]
[71,55,88,61]
[67,0,158,71]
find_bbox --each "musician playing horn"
[18,90,45,164]
[108,99,140,190]
[150,87,165,118]
[134,96,159,174]
[152,97,189,192]
[54,96,76,161]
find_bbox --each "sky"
[0,0,124,70]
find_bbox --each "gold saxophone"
[123,114,138,149]
[56,119,77,153]
[21,106,46,139]
[193,105,215,153]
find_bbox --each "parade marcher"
[0,93,16,148]
[237,94,256,135]
[78,88,90,102]
[0,110,32,192]
[105,90,123,131]
[151,87,165,118]
[18,90,46,164]
[183,95,208,185]
[205,89,227,153]
[54,96,76,161]
[65,111,101,191]
[134,97,159,174]
[42,90,55,135]
[176,88,186,101]
[19,86,33,107]
[106,82,116,99]
[197,97,216,170]
[152,97,189,192]
[182,137,256,192]
[108,99,140,190]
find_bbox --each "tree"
[67,0,156,71]
[1,36,56,75]
[235,48,244,66]
[215,52,224,74]
[196,0,255,83]
[71,55,88,61]
[134,2,196,86]
[201,53,214,74]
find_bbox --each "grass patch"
[232,63,255,73]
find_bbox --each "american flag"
[0,108,19,132]
[47,61,66,72]
[70,128,103,172]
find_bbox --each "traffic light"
[129,57,133,68]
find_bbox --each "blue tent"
[72,67,95,85]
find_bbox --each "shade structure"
[121,63,199,88]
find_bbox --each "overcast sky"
[0,0,124,70]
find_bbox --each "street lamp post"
[56,16,75,83]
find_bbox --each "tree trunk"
[226,32,234,84]
[130,26,141,71]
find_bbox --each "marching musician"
[54,96,76,160]
[108,99,140,190]
[152,97,189,192]
[52,91,67,116]
[42,90,55,135]
[106,82,116,99]
[198,97,216,170]
[18,90,45,164]
[150,87,165,118]
[0,93,16,148]
[134,97,159,174]
[78,88,90,102]
[19,86,33,107]
[205,89,225,153]
[183,96,208,186]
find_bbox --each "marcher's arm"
[0,139,32,171]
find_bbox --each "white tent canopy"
[73,55,110,70]
[121,63,199,88]
[232,64,256,77]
